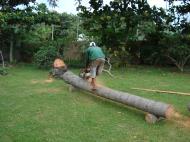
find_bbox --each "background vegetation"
[0,0,190,71]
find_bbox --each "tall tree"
[78,0,152,63]
[0,1,63,63]
[0,0,37,62]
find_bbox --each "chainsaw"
[79,68,91,79]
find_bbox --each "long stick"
[103,57,114,77]
[132,88,190,96]
[103,69,114,77]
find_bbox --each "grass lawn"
[0,65,190,142]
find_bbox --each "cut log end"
[145,113,158,124]
[165,106,177,119]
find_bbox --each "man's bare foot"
[91,83,97,91]
[91,87,97,91]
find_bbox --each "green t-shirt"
[86,46,105,61]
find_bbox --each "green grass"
[0,65,190,142]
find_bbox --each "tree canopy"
[0,0,190,71]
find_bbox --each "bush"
[0,68,8,76]
[65,59,85,68]
[34,45,58,69]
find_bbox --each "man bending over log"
[85,42,105,90]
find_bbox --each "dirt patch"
[167,110,190,128]
[171,113,190,128]
[31,79,40,84]
[31,78,54,84]
[48,88,61,93]
[36,88,62,94]
[44,78,54,83]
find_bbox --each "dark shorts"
[90,58,105,78]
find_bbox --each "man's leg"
[90,60,98,90]
[91,78,96,90]
[90,66,97,90]
[97,59,105,76]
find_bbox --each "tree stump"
[145,113,159,124]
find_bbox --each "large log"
[54,69,174,118]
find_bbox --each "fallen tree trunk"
[54,69,174,118]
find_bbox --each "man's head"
[89,42,96,47]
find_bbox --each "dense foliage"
[34,45,58,69]
[0,0,79,68]
[0,0,190,71]
[0,67,8,76]
[77,0,190,71]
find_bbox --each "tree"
[0,0,35,9]
[0,8,36,62]
[78,0,154,66]
[0,2,64,63]
[0,0,37,63]
[144,1,190,71]
[160,33,190,72]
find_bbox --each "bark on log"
[54,69,174,118]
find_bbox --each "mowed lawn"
[0,65,190,142]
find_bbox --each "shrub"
[34,45,58,69]
[0,68,8,76]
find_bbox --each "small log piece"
[145,113,159,124]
